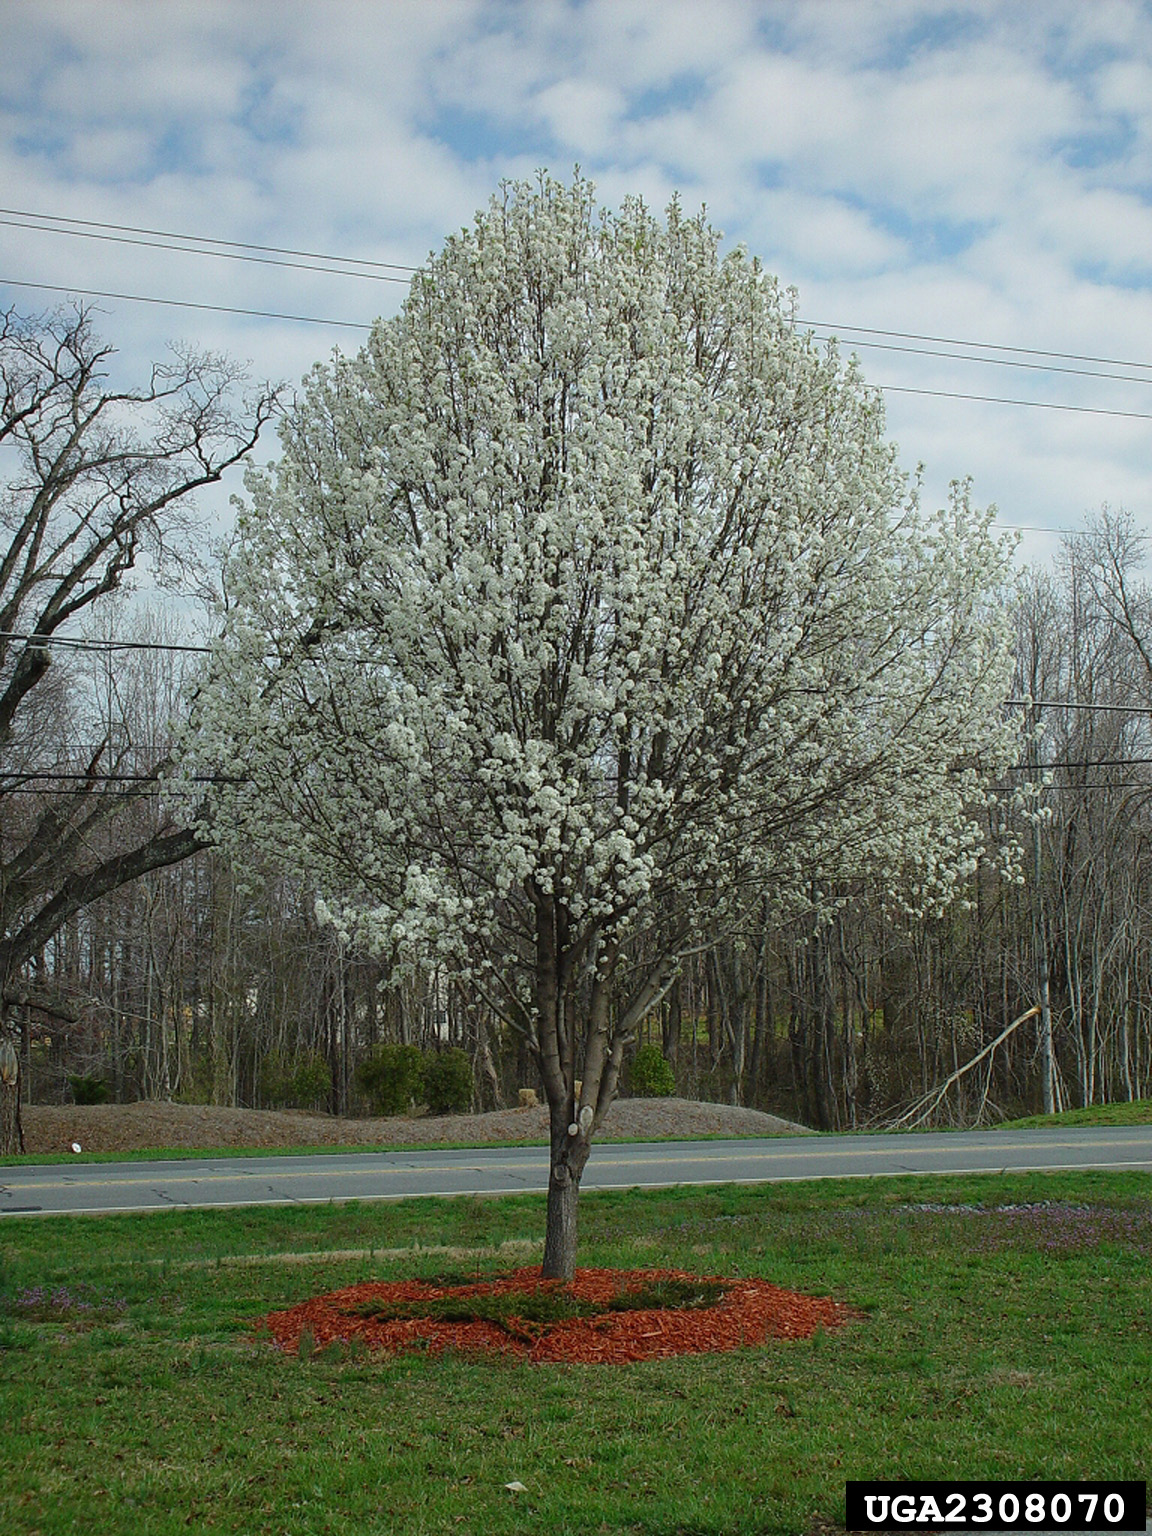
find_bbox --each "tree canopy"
[191,174,1016,1274]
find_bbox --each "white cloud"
[578,0,758,85]
[533,78,627,156]
[740,188,909,278]
[2,0,1152,553]
[1028,182,1152,282]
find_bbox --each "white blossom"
[182,175,1017,1271]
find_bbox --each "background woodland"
[18,515,1152,1131]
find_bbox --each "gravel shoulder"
[21,1097,811,1155]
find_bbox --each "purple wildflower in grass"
[13,1282,129,1319]
[891,1201,1152,1257]
[817,1202,1152,1261]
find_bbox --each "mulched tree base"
[260,1266,858,1365]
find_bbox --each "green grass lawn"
[997,1099,1152,1128]
[1,1170,1149,1536]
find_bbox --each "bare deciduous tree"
[0,303,277,1149]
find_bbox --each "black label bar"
[845,1482,1147,1532]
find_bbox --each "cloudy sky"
[3,0,1152,571]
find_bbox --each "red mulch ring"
[259,1266,859,1365]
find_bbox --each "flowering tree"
[192,176,1014,1278]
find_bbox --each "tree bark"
[532,891,685,1277]
[542,1106,589,1280]
[0,1079,20,1157]
[663,980,681,1070]
[0,1033,24,1156]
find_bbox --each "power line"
[808,331,1152,389]
[8,222,1144,397]
[0,206,418,273]
[1008,759,1152,770]
[49,758,1152,781]
[7,778,1151,799]
[6,772,1150,801]
[797,317,1152,374]
[1034,782,1152,792]
[875,382,1152,423]
[1005,698,1152,715]
[997,524,1088,536]
[5,275,1148,425]
[0,770,233,784]
[0,783,204,797]
[11,640,1152,724]
[0,630,211,654]
[0,215,409,285]
[7,203,1151,378]
[0,276,372,332]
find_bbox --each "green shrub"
[629,1043,676,1097]
[67,1074,111,1106]
[423,1047,474,1115]
[257,1051,292,1108]
[354,1043,426,1116]
[258,1050,332,1111]
[173,1061,214,1105]
[286,1052,332,1110]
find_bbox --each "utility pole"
[1028,709,1055,1116]
[1032,811,1055,1115]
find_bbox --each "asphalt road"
[2,1124,1151,1217]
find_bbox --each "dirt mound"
[261,1265,855,1364]
[21,1096,811,1155]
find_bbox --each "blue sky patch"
[11,127,69,163]
[625,73,709,122]
[840,194,991,262]
[872,6,989,69]
[427,104,555,164]
[236,67,300,149]
[1056,119,1137,171]
[1073,257,1152,292]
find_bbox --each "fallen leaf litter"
[260,1266,858,1364]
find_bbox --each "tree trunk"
[0,1083,21,1156]
[0,1035,24,1156]
[662,982,681,1071]
[541,1109,589,1281]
